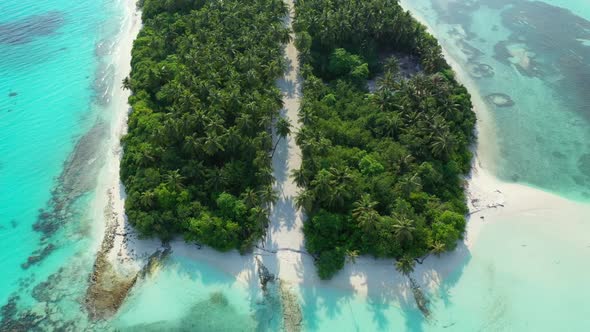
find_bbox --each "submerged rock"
[468,62,494,78]
[85,190,138,319]
[139,245,171,279]
[21,243,56,269]
[209,291,229,307]
[255,256,275,291]
[486,93,515,107]
[409,277,430,318]
[279,281,302,332]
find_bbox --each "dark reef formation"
[0,11,64,45]
[486,93,515,108]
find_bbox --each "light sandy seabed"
[99,0,590,323]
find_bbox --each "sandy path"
[261,0,307,282]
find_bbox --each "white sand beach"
[88,0,162,276]
[98,0,590,323]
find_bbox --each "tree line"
[292,0,476,279]
[121,0,290,252]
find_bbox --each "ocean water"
[3,0,590,331]
[399,0,590,202]
[112,255,284,331]
[0,0,128,328]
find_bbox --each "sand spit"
[279,281,303,332]
[85,190,139,319]
[84,0,169,320]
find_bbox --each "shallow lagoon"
[400,0,590,202]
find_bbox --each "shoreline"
[85,0,167,317]
[94,0,489,310]
[98,0,590,325]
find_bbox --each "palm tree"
[430,130,455,158]
[203,132,225,156]
[251,206,269,237]
[240,188,258,208]
[122,77,131,90]
[183,135,201,156]
[373,89,392,112]
[295,190,314,212]
[392,213,416,245]
[139,191,155,208]
[271,117,292,158]
[225,126,242,152]
[205,167,223,194]
[352,194,380,233]
[206,115,225,134]
[165,170,185,191]
[399,173,422,196]
[346,249,360,264]
[259,185,278,206]
[377,71,397,91]
[430,240,446,257]
[254,132,273,152]
[329,166,353,186]
[395,255,415,276]
[256,167,274,186]
[383,56,400,77]
[352,194,378,217]
[382,112,402,138]
[291,167,308,187]
[326,185,347,209]
[399,153,414,172]
[237,113,254,135]
[299,107,316,125]
[310,169,333,199]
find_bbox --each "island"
[292,0,476,279]
[121,0,475,282]
[121,0,291,252]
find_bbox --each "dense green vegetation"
[121,0,290,252]
[293,0,476,279]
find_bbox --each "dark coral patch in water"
[577,153,590,178]
[467,62,494,78]
[486,93,515,107]
[0,11,64,45]
[552,151,566,159]
[21,244,56,269]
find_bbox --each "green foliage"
[316,248,346,280]
[122,0,289,251]
[293,0,450,75]
[359,155,385,176]
[294,0,476,278]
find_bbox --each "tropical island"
[121,0,291,252]
[292,0,475,278]
[121,0,475,281]
[5,0,590,329]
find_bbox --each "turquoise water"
[0,0,125,328]
[400,0,590,202]
[2,0,590,330]
[113,255,283,331]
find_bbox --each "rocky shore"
[85,189,140,319]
